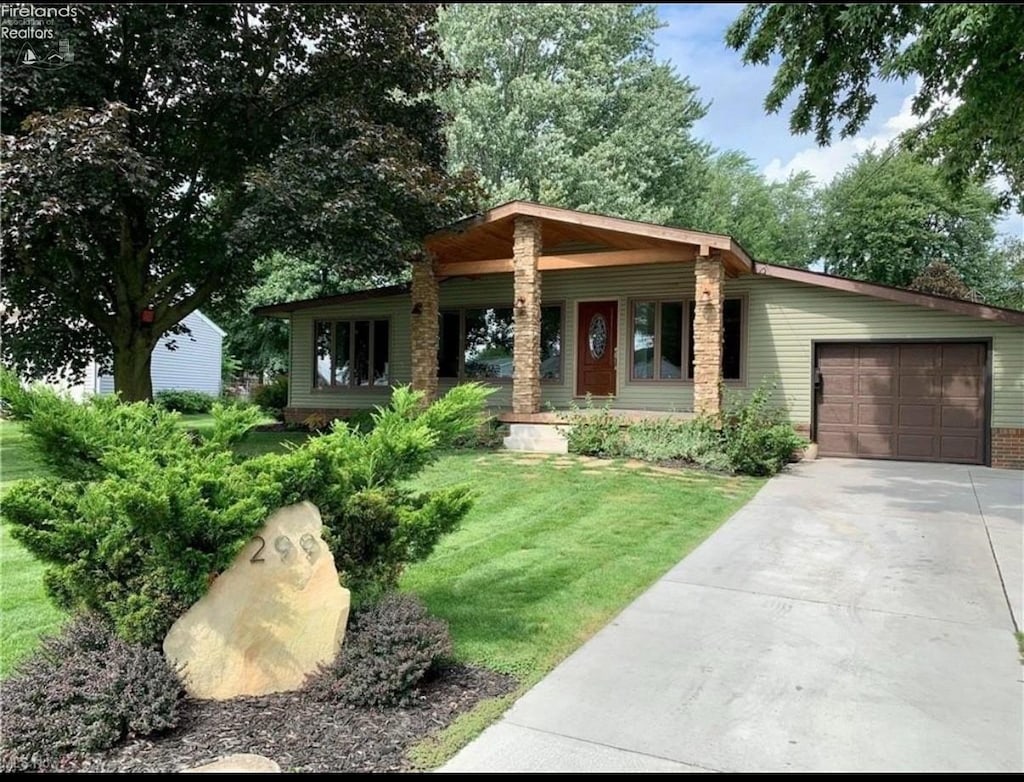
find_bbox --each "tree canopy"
[209,253,400,379]
[908,260,977,302]
[437,3,709,225]
[815,150,1000,292]
[985,238,1024,312]
[688,152,817,267]
[726,4,1024,210]
[1,4,474,400]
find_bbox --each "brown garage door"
[816,342,986,464]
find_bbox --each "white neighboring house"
[57,310,226,400]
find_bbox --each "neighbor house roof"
[191,309,228,337]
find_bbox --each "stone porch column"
[512,216,542,414]
[693,254,724,417]
[410,256,439,401]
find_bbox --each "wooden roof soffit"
[426,201,753,279]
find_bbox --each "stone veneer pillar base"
[512,217,542,414]
[410,257,439,402]
[692,255,724,417]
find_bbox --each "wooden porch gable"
[425,201,752,278]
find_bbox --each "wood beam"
[541,247,696,270]
[435,247,696,278]
[434,258,514,277]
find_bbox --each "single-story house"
[255,202,1024,469]
[54,309,226,400]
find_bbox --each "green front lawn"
[1,421,65,675]
[404,453,760,679]
[0,416,308,675]
[1,420,762,717]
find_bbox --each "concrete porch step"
[503,424,569,454]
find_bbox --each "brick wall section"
[410,257,439,401]
[992,428,1024,470]
[693,255,724,416]
[513,216,542,414]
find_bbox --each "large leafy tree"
[985,238,1024,312]
[689,152,817,267]
[816,150,1000,292]
[210,253,400,379]
[1,4,474,400]
[437,3,709,224]
[908,260,977,301]
[210,253,332,380]
[726,4,1024,210]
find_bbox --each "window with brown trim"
[630,298,743,381]
[686,298,743,380]
[314,318,390,388]
[437,304,563,381]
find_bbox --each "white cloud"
[762,91,918,185]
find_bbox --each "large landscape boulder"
[182,753,281,773]
[164,501,349,700]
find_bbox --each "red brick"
[992,428,1024,470]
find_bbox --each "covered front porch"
[410,201,752,418]
[496,409,697,425]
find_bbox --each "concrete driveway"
[444,459,1023,772]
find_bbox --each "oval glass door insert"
[588,313,607,359]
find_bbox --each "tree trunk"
[112,339,154,402]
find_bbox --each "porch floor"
[497,409,696,425]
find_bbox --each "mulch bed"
[252,422,307,433]
[68,665,513,773]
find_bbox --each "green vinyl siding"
[734,275,1024,428]
[285,263,1024,431]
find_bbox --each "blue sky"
[653,3,1022,240]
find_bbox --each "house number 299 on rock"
[249,534,319,563]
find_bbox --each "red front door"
[576,301,617,396]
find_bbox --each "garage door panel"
[941,436,981,462]
[899,345,940,367]
[897,434,939,458]
[826,374,856,396]
[857,346,896,367]
[857,374,894,395]
[900,374,939,397]
[819,345,856,366]
[942,374,982,398]
[857,403,894,426]
[857,433,894,458]
[941,404,982,430]
[817,431,855,455]
[899,404,937,428]
[817,342,986,465]
[818,402,854,425]
[942,343,984,367]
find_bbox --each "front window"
[465,307,514,379]
[438,304,563,381]
[314,318,390,388]
[630,298,743,381]
[541,306,562,380]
